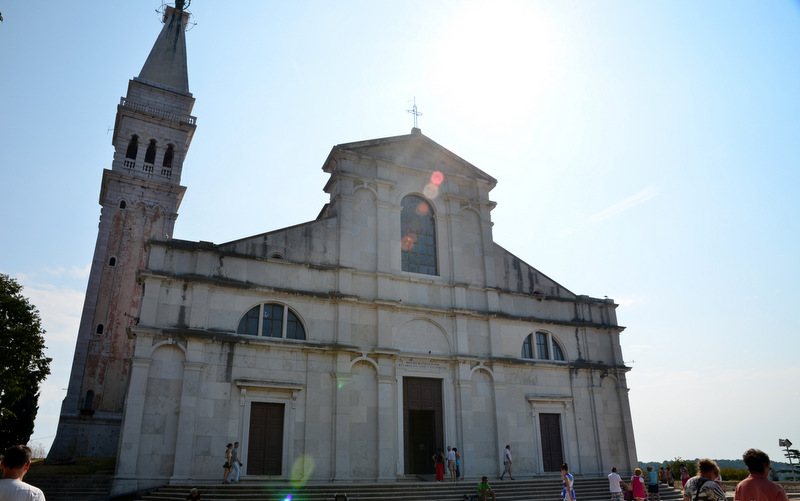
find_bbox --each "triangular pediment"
[324,130,497,188]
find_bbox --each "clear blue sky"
[1,1,799,463]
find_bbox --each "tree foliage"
[665,457,697,479]
[0,273,52,450]
[719,466,749,481]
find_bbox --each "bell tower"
[48,3,196,460]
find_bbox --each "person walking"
[680,464,690,488]
[222,443,233,484]
[631,468,647,501]
[561,463,576,501]
[447,446,457,482]
[454,447,462,480]
[647,466,661,501]
[609,467,629,501]
[500,445,515,480]
[230,442,243,483]
[683,459,725,501]
[734,449,788,501]
[432,448,445,482]
[0,445,46,501]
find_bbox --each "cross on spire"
[407,97,422,129]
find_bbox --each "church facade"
[49,4,637,493]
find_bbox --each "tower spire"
[137,5,191,95]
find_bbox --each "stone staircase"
[23,471,113,501]
[134,477,686,501]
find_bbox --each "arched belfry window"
[237,303,306,340]
[401,195,437,275]
[125,135,139,160]
[144,139,157,164]
[162,144,175,168]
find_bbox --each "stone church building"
[49,4,637,493]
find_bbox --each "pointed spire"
[136,6,191,95]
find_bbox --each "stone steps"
[136,477,685,501]
[23,473,113,501]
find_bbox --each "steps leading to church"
[23,472,113,501]
[136,477,686,501]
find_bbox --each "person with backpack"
[682,459,725,501]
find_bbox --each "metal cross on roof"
[406,97,422,129]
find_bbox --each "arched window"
[522,332,566,362]
[125,135,139,160]
[108,257,116,267]
[401,195,437,275]
[162,144,175,168]
[96,324,104,335]
[144,139,157,164]
[119,200,127,209]
[237,303,306,340]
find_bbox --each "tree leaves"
[0,273,52,449]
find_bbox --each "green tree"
[666,457,697,481]
[719,466,749,481]
[0,273,52,450]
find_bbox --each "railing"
[119,161,173,181]
[119,98,196,125]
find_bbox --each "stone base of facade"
[46,412,121,462]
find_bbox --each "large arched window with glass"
[522,332,565,361]
[401,195,437,275]
[236,303,306,340]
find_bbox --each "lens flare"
[401,234,416,251]
[431,171,443,185]
[291,455,315,488]
[416,203,428,215]
[282,496,292,501]
[423,183,439,199]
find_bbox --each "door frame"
[236,380,303,478]
[526,396,572,474]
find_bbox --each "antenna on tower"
[406,97,422,130]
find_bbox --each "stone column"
[170,361,204,481]
[332,370,352,480]
[376,373,396,480]
[111,357,151,494]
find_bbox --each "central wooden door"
[403,377,443,474]
[539,413,564,472]
[247,402,284,475]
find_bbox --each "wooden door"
[403,377,443,474]
[539,413,563,472]
[247,402,284,475]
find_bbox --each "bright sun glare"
[426,1,562,129]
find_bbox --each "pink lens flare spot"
[431,171,444,185]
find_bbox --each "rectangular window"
[262,304,284,338]
[536,332,549,359]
